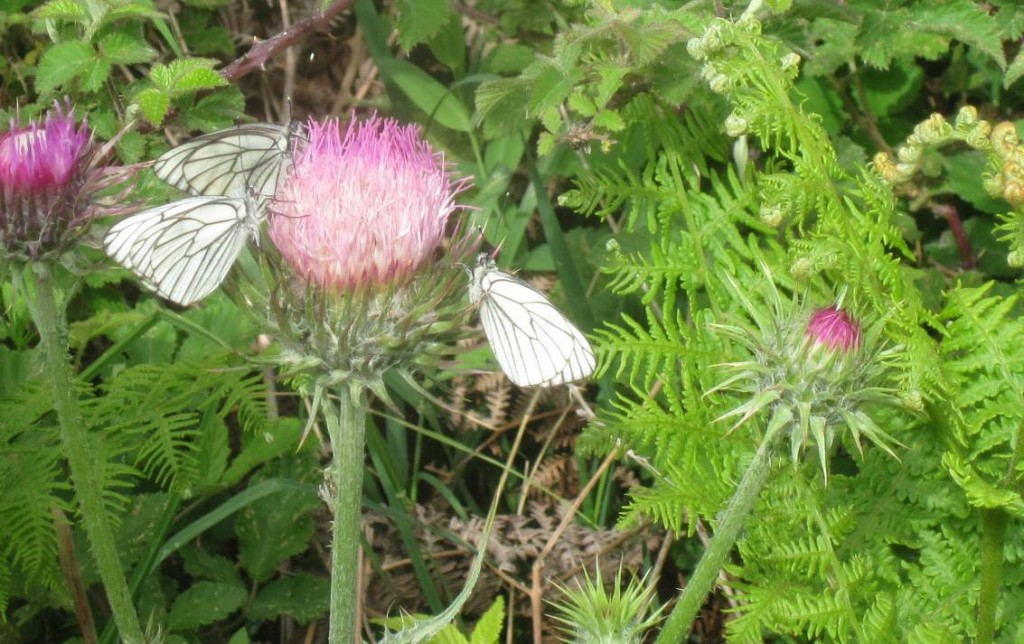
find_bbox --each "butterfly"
[469,254,596,387]
[104,193,261,306]
[152,122,304,200]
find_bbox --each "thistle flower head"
[0,100,94,259]
[237,114,477,391]
[806,306,861,352]
[270,115,466,292]
[708,269,902,480]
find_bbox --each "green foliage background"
[4,0,1024,641]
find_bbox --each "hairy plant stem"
[326,386,366,643]
[655,433,777,642]
[27,262,143,644]
[977,508,1007,643]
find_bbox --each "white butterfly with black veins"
[104,192,261,306]
[153,122,304,200]
[469,254,596,387]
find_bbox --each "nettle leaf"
[79,56,111,92]
[135,86,170,125]
[99,31,156,64]
[35,39,94,94]
[396,0,450,51]
[149,58,226,94]
[907,0,1005,69]
[180,548,242,586]
[248,574,329,623]
[167,581,247,631]
[103,0,163,24]
[236,485,318,583]
[180,88,247,131]
[34,0,87,23]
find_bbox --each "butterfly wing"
[472,261,595,387]
[105,197,254,305]
[153,123,297,199]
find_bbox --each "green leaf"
[248,574,329,623]
[908,0,1005,69]
[35,40,94,94]
[396,0,450,51]
[34,0,87,23]
[374,57,472,132]
[99,31,156,64]
[475,77,531,137]
[167,581,247,631]
[135,87,170,126]
[469,596,504,644]
[79,56,111,92]
[1006,48,1024,88]
[236,484,317,583]
[483,43,535,74]
[221,418,303,488]
[426,14,466,75]
[180,88,247,133]
[149,58,226,94]
[180,548,242,586]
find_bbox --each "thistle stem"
[655,433,776,642]
[977,508,1007,643]
[27,262,144,644]
[326,385,366,643]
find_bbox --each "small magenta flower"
[806,306,861,352]
[270,115,467,292]
[0,101,94,259]
[709,270,901,479]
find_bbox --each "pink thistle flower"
[270,115,467,292]
[0,100,93,258]
[806,306,862,352]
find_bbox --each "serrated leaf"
[99,32,156,64]
[79,57,111,92]
[469,596,504,644]
[374,57,471,132]
[180,548,242,586]
[180,88,246,132]
[135,87,170,126]
[396,0,450,51]
[427,14,466,75]
[149,58,226,94]
[908,0,1005,69]
[167,581,247,631]
[104,1,163,23]
[116,131,147,164]
[236,486,317,583]
[35,40,94,94]
[593,109,625,132]
[248,574,329,623]
[34,0,87,22]
[476,77,530,137]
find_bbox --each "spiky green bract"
[549,565,661,643]
[707,269,902,481]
